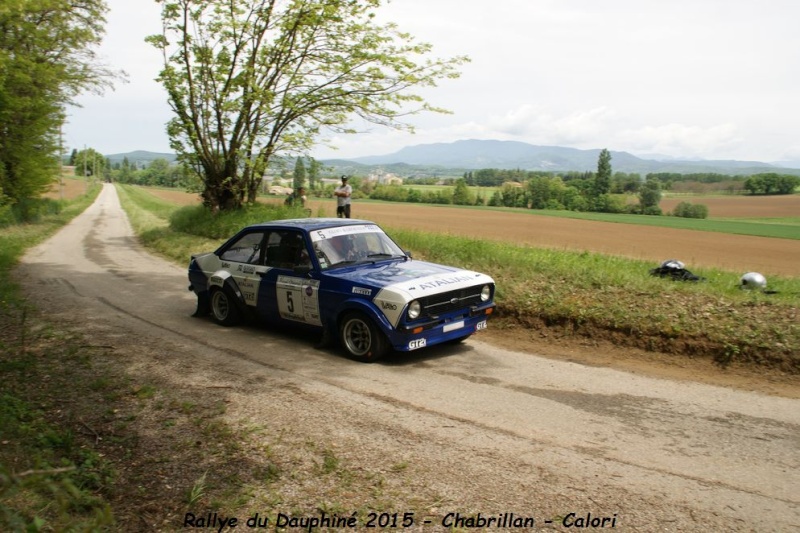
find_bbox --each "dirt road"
[19,184,799,531]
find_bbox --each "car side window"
[219,231,265,264]
[264,231,311,269]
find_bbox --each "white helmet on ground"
[740,272,767,290]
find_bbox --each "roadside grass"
[0,185,119,531]
[116,184,312,261]
[390,228,799,368]
[119,184,799,372]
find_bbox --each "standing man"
[285,186,307,208]
[334,175,352,218]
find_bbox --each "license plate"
[443,320,465,333]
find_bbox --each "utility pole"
[83,144,88,193]
[59,122,64,200]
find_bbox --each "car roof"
[244,218,377,232]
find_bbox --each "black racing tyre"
[339,312,388,362]
[210,286,242,326]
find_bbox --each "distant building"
[261,176,293,195]
[367,168,403,185]
[269,185,294,195]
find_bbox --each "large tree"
[148,0,468,211]
[638,177,662,215]
[594,148,612,197]
[0,0,119,207]
[292,157,306,190]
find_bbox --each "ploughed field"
[148,186,800,277]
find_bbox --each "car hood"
[329,259,494,327]
[328,259,488,292]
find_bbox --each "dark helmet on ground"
[659,259,685,271]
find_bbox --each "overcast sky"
[63,0,800,163]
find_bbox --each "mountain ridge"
[106,140,800,176]
[345,139,792,175]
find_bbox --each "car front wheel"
[339,312,388,362]
[210,287,242,326]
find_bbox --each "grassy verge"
[390,229,799,369]
[118,185,799,372]
[0,186,118,531]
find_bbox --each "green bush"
[0,204,14,227]
[641,205,663,216]
[0,198,64,227]
[672,201,709,219]
[169,203,304,239]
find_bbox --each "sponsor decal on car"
[352,287,372,296]
[476,320,488,331]
[406,271,489,297]
[417,274,476,291]
[276,275,322,326]
[310,224,381,242]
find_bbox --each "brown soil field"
[148,187,800,277]
[43,176,86,200]
[659,194,799,218]
[51,180,800,276]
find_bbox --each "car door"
[217,230,269,309]
[257,230,322,326]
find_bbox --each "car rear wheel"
[210,286,242,326]
[339,312,388,362]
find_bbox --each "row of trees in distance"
[78,146,798,220]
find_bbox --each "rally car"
[187,218,496,362]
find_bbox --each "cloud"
[63,0,800,164]
[615,123,743,159]
[487,105,618,146]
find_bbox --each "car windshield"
[311,225,405,270]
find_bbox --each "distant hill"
[340,139,794,176]
[106,151,177,165]
[106,143,800,177]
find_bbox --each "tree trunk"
[202,170,244,212]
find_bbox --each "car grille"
[419,286,485,318]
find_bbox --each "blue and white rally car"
[188,218,495,361]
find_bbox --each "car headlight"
[481,285,491,302]
[407,300,421,320]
